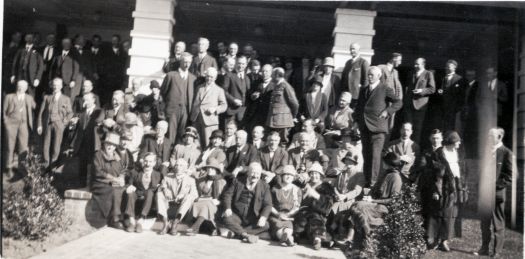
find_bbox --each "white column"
[127,0,176,87]
[331,9,376,73]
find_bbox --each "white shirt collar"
[369,80,380,90]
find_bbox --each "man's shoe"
[135,222,143,233]
[159,220,168,235]
[125,224,135,232]
[245,234,258,244]
[440,241,451,252]
[169,221,178,236]
[313,237,322,250]
[109,220,124,230]
[473,247,490,256]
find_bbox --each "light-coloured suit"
[156,174,198,219]
[38,93,73,165]
[190,83,228,147]
[3,93,36,169]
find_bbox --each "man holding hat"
[172,126,202,174]
[319,57,341,108]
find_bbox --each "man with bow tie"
[50,38,80,99]
[3,80,36,177]
[11,33,44,98]
[161,52,195,146]
[37,77,73,167]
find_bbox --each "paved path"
[31,227,346,259]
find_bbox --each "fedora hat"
[209,129,225,140]
[202,158,222,173]
[183,126,199,139]
[308,162,324,176]
[307,75,324,92]
[322,57,335,67]
[104,132,121,146]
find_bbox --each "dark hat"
[341,127,361,141]
[383,152,405,168]
[209,129,225,140]
[183,126,199,139]
[342,151,359,165]
[149,80,160,89]
[446,59,458,67]
[202,157,222,173]
[443,131,461,145]
[307,76,323,92]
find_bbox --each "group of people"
[2,32,513,256]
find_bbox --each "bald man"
[355,66,402,186]
[190,37,218,79]
[341,42,370,108]
[3,80,36,176]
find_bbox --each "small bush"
[2,153,71,240]
[364,184,427,259]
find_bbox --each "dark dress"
[293,182,335,242]
[269,185,302,237]
[192,174,227,224]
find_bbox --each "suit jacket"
[190,83,228,126]
[139,135,172,175]
[161,70,195,116]
[223,71,251,120]
[243,80,275,128]
[378,64,403,100]
[386,138,421,177]
[50,50,79,84]
[73,93,100,114]
[37,94,73,129]
[495,145,513,193]
[102,105,128,126]
[266,80,299,128]
[162,55,183,73]
[221,178,273,219]
[405,70,436,110]
[478,79,508,117]
[355,83,402,133]
[439,73,464,114]
[325,73,342,107]
[256,146,289,175]
[38,44,59,74]
[71,108,104,154]
[325,105,353,131]
[126,169,162,197]
[224,144,258,174]
[300,91,328,122]
[73,48,95,80]
[12,46,44,85]
[341,56,369,100]
[3,93,36,129]
[190,54,218,78]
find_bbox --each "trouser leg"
[244,222,270,236]
[222,213,246,236]
[125,192,137,218]
[480,217,492,250]
[51,122,65,164]
[370,132,385,186]
[112,187,125,219]
[493,199,506,254]
[361,129,372,186]
[4,123,18,169]
[156,192,169,219]
[140,189,155,218]
[42,124,52,165]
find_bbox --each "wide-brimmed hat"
[202,158,222,173]
[104,132,121,146]
[209,129,225,140]
[307,75,324,92]
[443,131,461,145]
[282,165,297,176]
[383,152,405,168]
[322,57,335,67]
[124,112,138,126]
[342,151,359,165]
[183,126,199,139]
[308,162,324,176]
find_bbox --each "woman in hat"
[294,162,336,250]
[91,132,129,229]
[196,129,226,169]
[298,76,328,130]
[269,165,303,246]
[319,57,342,108]
[329,151,365,242]
[426,130,467,252]
[172,126,202,174]
[186,158,227,236]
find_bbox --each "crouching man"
[124,152,162,233]
[157,158,198,235]
[220,162,273,243]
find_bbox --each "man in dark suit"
[378,53,403,139]
[475,128,513,257]
[37,78,74,167]
[69,92,103,186]
[162,41,186,73]
[243,64,274,132]
[102,35,127,104]
[160,52,195,146]
[437,60,463,132]
[220,162,272,243]
[216,56,235,87]
[50,38,80,99]
[124,152,162,233]
[287,132,322,175]
[138,121,171,176]
[3,31,22,94]
[478,67,509,136]
[73,35,95,95]
[223,55,251,127]
[11,33,44,98]
[224,130,258,181]
[355,66,402,186]
[461,69,479,158]
[404,58,436,145]
[341,42,369,108]
[256,131,288,186]
[38,33,58,101]
[3,80,36,176]
[89,34,104,90]
[190,37,218,80]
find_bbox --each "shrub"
[2,153,71,240]
[363,184,427,259]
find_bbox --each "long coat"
[266,80,299,128]
[243,81,275,130]
[223,71,251,121]
[341,56,369,100]
[355,83,402,134]
[11,46,44,86]
[160,70,195,117]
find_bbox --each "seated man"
[324,92,354,148]
[288,132,322,178]
[385,122,420,182]
[138,120,171,175]
[220,162,273,244]
[288,119,326,151]
[223,120,238,149]
[224,130,258,181]
[256,131,289,186]
[293,162,336,250]
[325,127,363,177]
[123,152,162,233]
[251,125,265,150]
[156,158,198,235]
